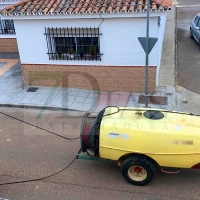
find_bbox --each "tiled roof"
[0,0,172,16]
[0,0,19,2]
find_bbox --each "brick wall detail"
[21,64,156,93]
[0,38,18,52]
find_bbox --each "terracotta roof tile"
[107,7,111,13]
[79,7,85,13]
[13,1,24,7]
[49,0,54,4]
[129,5,135,12]
[43,7,49,13]
[151,2,157,10]
[87,7,92,13]
[122,0,131,12]
[154,0,172,8]
[46,3,52,9]
[53,3,58,9]
[49,7,55,13]
[0,0,172,16]
[68,7,73,13]
[58,0,66,9]
[33,0,38,6]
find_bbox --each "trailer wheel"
[121,156,155,186]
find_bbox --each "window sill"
[48,54,102,61]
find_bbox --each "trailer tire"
[121,156,155,186]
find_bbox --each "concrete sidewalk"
[0,2,179,113]
[0,87,174,111]
[0,54,176,113]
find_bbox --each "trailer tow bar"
[76,154,109,162]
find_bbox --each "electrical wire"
[0,155,78,186]
[0,111,80,140]
[85,149,91,156]
[0,107,118,186]
[0,111,81,185]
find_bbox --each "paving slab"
[70,90,79,96]
[74,96,85,103]
[34,93,47,99]
[29,98,43,104]
[77,91,89,98]
[88,92,99,99]
[62,100,73,108]
[9,97,23,104]
[82,103,94,111]
[49,99,63,106]
[56,90,69,96]
[66,95,76,102]
[19,98,32,104]
[85,97,95,104]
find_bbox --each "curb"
[0,103,89,113]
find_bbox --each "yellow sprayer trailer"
[77,106,200,186]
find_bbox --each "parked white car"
[190,13,200,47]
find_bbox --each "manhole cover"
[26,87,39,92]
[138,95,167,105]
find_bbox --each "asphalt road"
[0,107,200,200]
[176,1,200,93]
[177,0,200,5]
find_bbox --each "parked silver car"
[190,13,200,47]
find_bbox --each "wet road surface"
[176,2,200,93]
[0,108,200,199]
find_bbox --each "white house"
[0,0,172,92]
[0,0,19,52]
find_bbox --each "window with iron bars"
[45,27,102,61]
[0,19,15,35]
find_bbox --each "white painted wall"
[156,15,167,86]
[14,17,163,67]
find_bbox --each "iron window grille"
[0,19,16,35]
[45,27,102,61]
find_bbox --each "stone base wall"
[21,64,156,93]
[0,38,18,52]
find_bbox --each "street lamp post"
[145,0,150,108]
